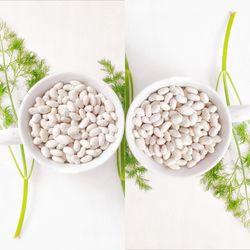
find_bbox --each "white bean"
[169,129,181,138]
[80,155,92,163]
[158,87,169,95]
[31,113,41,123]
[29,107,39,115]
[105,134,115,143]
[46,100,59,108]
[165,158,176,166]
[180,105,194,116]
[170,112,182,124]
[160,102,170,111]
[55,135,72,145]
[209,127,219,137]
[169,98,177,110]
[77,147,86,158]
[185,87,198,94]
[41,146,50,158]
[71,155,80,164]
[199,136,213,145]
[175,94,187,104]
[151,103,160,113]
[38,105,51,114]
[63,147,74,156]
[50,149,64,157]
[89,127,101,137]
[52,156,64,163]
[132,117,142,127]
[200,92,209,103]
[104,100,115,112]
[187,160,196,168]
[40,129,49,142]
[192,101,205,110]
[69,112,81,121]
[150,113,161,123]
[161,121,171,133]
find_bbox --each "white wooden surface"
[126,0,250,249]
[0,1,124,250]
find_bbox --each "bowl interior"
[19,72,124,174]
[126,77,232,177]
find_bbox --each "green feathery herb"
[0,82,6,97]
[201,12,250,228]
[0,19,49,237]
[99,58,151,193]
[1,105,14,128]
[235,122,250,144]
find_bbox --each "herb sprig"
[0,20,49,237]
[201,12,250,228]
[99,58,151,193]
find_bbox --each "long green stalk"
[0,20,49,237]
[115,56,135,195]
[203,12,250,227]
[0,33,32,238]
[221,12,250,217]
[13,144,29,238]
[233,128,250,216]
[222,12,236,72]
[8,146,24,179]
[221,12,236,106]
[14,179,28,238]
[117,56,134,195]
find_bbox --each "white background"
[126,0,250,249]
[0,1,124,250]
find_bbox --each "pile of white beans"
[132,85,222,170]
[29,80,118,164]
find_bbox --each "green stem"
[20,144,28,177]
[117,55,135,195]
[116,139,125,195]
[128,67,134,101]
[8,146,24,178]
[218,12,250,219]
[13,144,30,237]
[216,71,223,91]
[221,12,236,106]
[125,55,134,102]
[115,55,134,195]
[119,136,126,195]
[0,35,18,120]
[223,73,230,106]
[226,162,238,185]
[27,160,35,180]
[233,128,250,216]
[14,179,28,238]
[225,72,242,104]
[0,34,31,237]
[116,149,121,178]
[11,69,22,93]
[222,12,236,72]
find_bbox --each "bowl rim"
[126,76,232,177]
[18,72,125,174]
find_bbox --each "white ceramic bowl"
[1,73,124,174]
[126,77,232,177]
